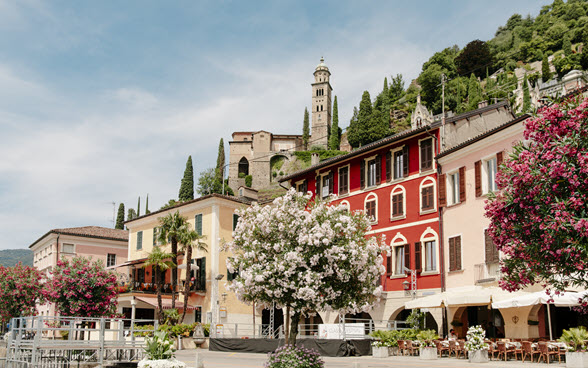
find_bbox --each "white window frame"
[419,227,440,275]
[340,200,350,211]
[364,193,378,224]
[295,179,306,194]
[390,185,406,220]
[366,159,377,187]
[419,177,437,214]
[447,170,460,205]
[62,243,75,254]
[320,171,331,199]
[390,233,408,277]
[418,137,435,173]
[390,146,405,181]
[482,155,498,194]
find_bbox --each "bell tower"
[311,57,332,149]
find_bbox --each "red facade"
[283,128,443,293]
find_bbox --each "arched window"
[390,185,406,219]
[419,177,436,214]
[238,157,249,176]
[317,106,319,112]
[364,193,378,223]
[340,200,350,211]
[390,233,408,276]
[419,228,440,273]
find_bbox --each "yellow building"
[119,194,254,329]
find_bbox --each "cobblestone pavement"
[175,349,566,368]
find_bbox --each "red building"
[280,101,515,331]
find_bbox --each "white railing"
[474,262,501,284]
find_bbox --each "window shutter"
[199,257,206,290]
[137,231,143,250]
[398,193,404,215]
[302,180,308,194]
[448,238,455,272]
[404,243,411,271]
[496,151,504,166]
[386,151,392,182]
[375,155,381,184]
[232,214,239,231]
[484,230,499,263]
[153,227,158,246]
[402,146,409,177]
[438,174,447,207]
[459,166,466,203]
[414,242,422,272]
[328,171,334,194]
[475,160,482,197]
[315,175,320,195]
[360,161,365,189]
[456,236,462,270]
[195,214,203,236]
[386,255,392,276]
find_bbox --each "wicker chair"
[486,340,496,360]
[537,342,559,364]
[457,340,467,359]
[398,340,406,356]
[522,341,538,363]
[497,341,517,361]
[434,340,450,357]
[405,340,419,356]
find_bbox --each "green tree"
[115,203,125,229]
[522,74,531,113]
[455,40,493,78]
[145,195,150,215]
[137,196,141,217]
[143,246,175,323]
[197,168,234,196]
[563,34,573,56]
[388,74,405,103]
[179,229,207,323]
[542,55,552,81]
[127,208,137,221]
[0,263,45,323]
[178,156,194,202]
[347,91,390,148]
[157,211,193,311]
[215,138,225,182]
[467,74,482,110]
[328,96,340,150]
[159,199,180,211]
[302,108,310,150]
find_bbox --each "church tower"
[311,57,332,149]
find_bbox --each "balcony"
[118,280,205,295]
[474,262,501,284]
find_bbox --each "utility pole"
[441,73,447,150]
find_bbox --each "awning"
[135,296,199,311]
[405,286,521,309]
[106,257,148,270]
[491,290,587,309]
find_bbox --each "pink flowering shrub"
[44,257,119,317]
[0,263,45,323]
[485,97,588,295]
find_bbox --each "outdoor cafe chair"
[522,341,538,363]
[537,341,559,364]
[434,340,450,357]
[497,341,517,361]
[448,340,458,358]
[486,340,497,360]
[457,340,467,359]
[405,340,419,356]
[398,340,406,356]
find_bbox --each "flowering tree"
[0,263,45,323]
[485,97,588,293]
[225,189,388,344]
[45,257,119,317]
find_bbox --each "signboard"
[318,323,365,340]
[219,306,227,318]
[215,324,223,336]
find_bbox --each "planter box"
[419,347,438,360]
[388,346,399,356]
[138,358,186,368]
[469,349,489,363]
[567,352,588,368]
[372,346,389,358]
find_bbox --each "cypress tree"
[127,208,137,221]
[328,96,340,150]
[145,194,150,215]
[215,138,225,182]
[522,74,531,113]
[178,156,194,201]
[467,74,481,110]
[137,196,141,217]
[115,203,125,229]
[563,34,572,57]
[542,55,552,82]
[302,108,310,150]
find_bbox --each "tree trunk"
[285,306,290,345]
[171,238,178,310]
[156,267,164,324]
[180,245,192,323]
[289,311,301,346]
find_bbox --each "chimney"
[311,153,320,166]
[478,100,488,109]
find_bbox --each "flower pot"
[566,352,588,368]
[372,346,389,358]
[469,349,489,363]
[138,358,186,368]
[388,346,399,356]
[419,347,438,360]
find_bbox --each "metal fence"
[5,316,157,368]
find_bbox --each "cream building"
[120,194,255,331]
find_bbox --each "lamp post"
[213,274,224,337]
[403,267,417,299]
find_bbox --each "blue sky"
[0,0,546,250]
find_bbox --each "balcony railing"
[118,280,205,294]
[474,262,501,284]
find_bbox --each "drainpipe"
[436,161,448,338]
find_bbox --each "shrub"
[465,325,488,351]
[238,172,246,178]
[417,329,439,347]
[559,327,588,352]
[144,331,176,360]
[245,175,252,187]
[265,345,324,368]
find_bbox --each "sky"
[0,0,547,250]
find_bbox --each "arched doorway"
[335,312,374,335]
[261,306,283,338]
[301,313,324,336]
[395,308,438,332]
[453,306,505,339]
[530,304,588,339]
[238,157,249,176]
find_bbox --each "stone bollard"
[195,351,204,368]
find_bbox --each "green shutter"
[152,227,157,246]
[195,214,203,236]
[233,214,239,231]
[199,257,206,291]
[137,231,143,250]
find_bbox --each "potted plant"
[138,331,186,368]
[465,325,489,363]
[369,330,400,356]
[417,329,439,360]
[265,345,324,368]
[559,326,588,368]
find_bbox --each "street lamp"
[403,267,417,299]
[213,274,224,337]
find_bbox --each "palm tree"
[179,230,207,323]
[143,246,175,324]
[158,211,193,310]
